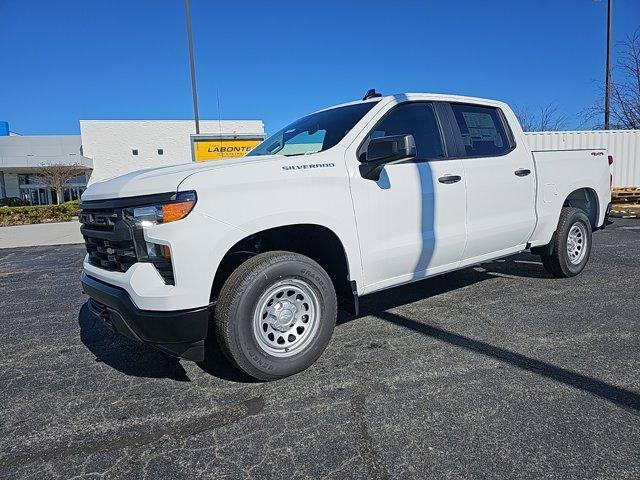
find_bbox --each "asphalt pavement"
[0,219,638,479]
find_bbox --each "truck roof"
[314,93,510,114]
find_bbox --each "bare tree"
[513,105,535,132]
[585,29,640,129]
[35,162,88,204]
[514,103,567,132]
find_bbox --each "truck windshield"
[247,101,379,157]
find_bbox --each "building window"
[17,172,88,206]
[69,173,87,185]
[132,149,139,155]
[157,148,164,155]
[18,174,43,185]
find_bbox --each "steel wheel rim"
[252,278,321,357]
[566,222,588,265]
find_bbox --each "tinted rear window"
[450,104,511,157]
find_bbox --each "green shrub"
[0,200,80,227]
[59,200,80,216]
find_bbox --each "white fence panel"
[524,130,640,187]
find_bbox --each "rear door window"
[450,103,512,157]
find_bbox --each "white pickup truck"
[80,91,612,380]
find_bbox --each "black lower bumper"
[81,273,210,361]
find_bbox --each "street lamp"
[185,0,200,134]
[604,0,612,130]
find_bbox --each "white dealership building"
[0,120,265,204]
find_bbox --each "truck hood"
[81,155,282,201]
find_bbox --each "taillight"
[608,155,613,189]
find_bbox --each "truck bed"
[528,148,611,247]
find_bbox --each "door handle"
[438,174,462,184]
[515,168,531,177]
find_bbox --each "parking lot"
[1,219,638,479]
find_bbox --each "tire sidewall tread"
[215,251,337,381]
[542,207,592,278]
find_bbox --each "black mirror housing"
[365,134,416,163]
[360,134,416,181]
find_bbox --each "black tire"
[540,207,593,278]
[214,251,337,381]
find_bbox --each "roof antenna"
[216,87,222,139]
[362,88,382,100]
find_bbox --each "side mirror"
[359,134,416,181]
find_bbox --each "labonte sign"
[192,135,264,162]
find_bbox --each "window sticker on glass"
[461,112,504,148]
[450,104,510,157]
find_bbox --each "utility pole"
[604,0,612,130]
[185,0,200,134]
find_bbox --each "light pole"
[604,0,612,130]
[185,0,200,134]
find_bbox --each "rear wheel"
[215,251,337,381]
[540,207,592,278]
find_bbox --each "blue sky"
[1,0,639,135]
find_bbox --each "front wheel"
[540,207,593,278]
[214,251,337,381]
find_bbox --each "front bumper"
[81,273,210,361]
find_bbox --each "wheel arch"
[210,223,358,315]
[563,187,600,230]
[531,187,600,256]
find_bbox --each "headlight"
[123,191,197,226]
[121,191,196,285]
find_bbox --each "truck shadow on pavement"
[197,341,260,383]
[371,308,640,414]
[78,303,255,383]
[342,252,553,322]
[78,303,191,382]
[347,253,640,414]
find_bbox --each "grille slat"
[84,234,137,273]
